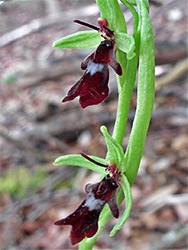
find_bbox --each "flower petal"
[81,52,95,70]
[70,213,99,245]
[55,197,104,245]
[62,77,83,103]
[62,61,109,108]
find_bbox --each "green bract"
[53,28,136,61]
[53,30,103,49]
[100,125,124,167]
[54,154,107,174]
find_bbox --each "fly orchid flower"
[62,19,122,108]
[54,152,121,245]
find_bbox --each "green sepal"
[53,154,107,174]
[110,174,132,237]
[53,30,103,49]
[115,32,136,60]
[100,125,124,166]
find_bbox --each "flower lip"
[62,60,109,108]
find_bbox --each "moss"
[0,166,47,199]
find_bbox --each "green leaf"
[115,32,136,60]
[100,125,124,166]
[110,174,132,237]
[53,30,103,49]
[53,154,107,174]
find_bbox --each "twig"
[138,184,179,214]
[0,124,69,159]
[166,194,188,205]
[0,189,79,223]
[0,4,99,47]
[155,57,188,88]
[143,224,188,250]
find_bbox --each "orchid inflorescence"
[52,0,155,248]
[54,18,126,245]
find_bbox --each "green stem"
[121,0,139,37]
[79,4,140,250]
[112,52,127,144]
[79,2,144,249]
[112,48,139,145]
[112,2,139,145]
[123,0,155,185]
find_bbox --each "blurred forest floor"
[0,0,188,249]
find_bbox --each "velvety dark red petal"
[54,200,86,226]
[80,68,109,108]
[81,52,95,70]
[63,63,109,108]
[62,77,83,103]
[54,197,104,245]
[70,209,100,245]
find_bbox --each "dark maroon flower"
[62,19,122,108]
[54,153,121,245]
